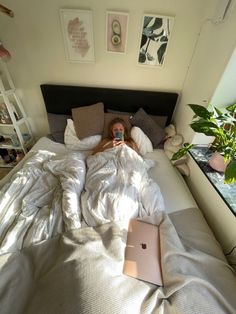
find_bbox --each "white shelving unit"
[0,60,34,167]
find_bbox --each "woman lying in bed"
[92,118,139,155]
[81,118,165,226]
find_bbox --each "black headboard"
[40,84,178,125]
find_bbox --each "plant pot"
[208,152,229,172]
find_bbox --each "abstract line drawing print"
[138,14,174,66]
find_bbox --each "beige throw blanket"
[0,208,235,314]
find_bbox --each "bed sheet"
[146,150,198,213]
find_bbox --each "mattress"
[146,150,197,213]
[0,137,197,214]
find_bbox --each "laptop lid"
[123,219,163,286]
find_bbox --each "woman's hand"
[112,139,125,147]
[92,138,126,155]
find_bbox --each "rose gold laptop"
[123,219,163,286]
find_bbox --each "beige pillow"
[72,102,104,139]
[102,112,132,139]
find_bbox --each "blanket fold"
[81,145,165,226]
[0,150,86,255]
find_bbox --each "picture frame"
[106,11,129,54]
[60,9,95,62]
[138,14,174,67]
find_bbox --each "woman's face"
[112,123,124,138]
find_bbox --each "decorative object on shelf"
[0,102,12,123]
[0,148,16,164]
[16,151,24,162]
[60,9,95,63]
[106,11,129,54]
[138,14,174,66]
[22,133,31,142]
[0,41,11,60]
[172,103,236,184]
[9,133,19,147]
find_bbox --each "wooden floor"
[0,167,12,180]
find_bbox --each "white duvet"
[81,145,165,226]
[0,145,165,254]
[0,150,86,255]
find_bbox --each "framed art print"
[138,14,174,66]
[60,9,95,62]
[106,11,129,54]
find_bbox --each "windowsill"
[189,146,236,217]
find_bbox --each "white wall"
[175,1,236,141]
[0,0,216,138]
[211,46,236,107]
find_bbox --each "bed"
[0,85,235,314]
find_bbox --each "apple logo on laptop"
[140,243,147,249]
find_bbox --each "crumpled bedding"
[81,145,165,226]
[0,208,235,314]
[0,144,235,314]
[0,150,86,255]
[0,145,165,255]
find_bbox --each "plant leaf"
[190,121,220,136]
[147,18,163,31]
[188,104,212,119]
[224,160,236,184]
[157,43,167,64]
[143,16,153,28]
[138,52,146,63]
[140,35,148,48]
[213,106,223,116]
[149,30,164,41]
[146,52,154,61]
[171,143,193,161]
[226,103,236,113]
[160,36,168,42]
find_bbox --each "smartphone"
[114,131,124,141]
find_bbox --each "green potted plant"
[172,103,236,184]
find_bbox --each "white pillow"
[131,126,153,156]
[64,119,102,150]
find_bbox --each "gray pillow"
[47,113,71,143]
[150,115,167,128]
[129,108,165,148]
[107,109,167,128]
